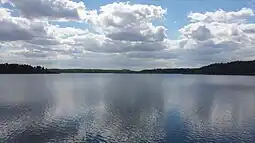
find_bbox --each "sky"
[0,0,255,69]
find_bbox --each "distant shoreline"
[0,63,59,74]
[1,60,255,75]
[52,60,255,76]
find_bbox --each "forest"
[0,63,58,74]
[1,60,255,75]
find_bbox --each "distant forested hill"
[140,60,255,75]
[0,63,58,74]
[2,60,255,75]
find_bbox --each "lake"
[1,74,255,142]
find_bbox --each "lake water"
[1,74,255,142]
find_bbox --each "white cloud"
[0,7,11,17]
[169,8,255,67]
[119,8,255,68]
[86,2,167,42]
[1,2,255,69]
[180,24,212,41]
[0,12,49,41]
[86,2,166,29]
[1,0,87,20]
[188,8,254,23]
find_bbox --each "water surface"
[1,74,255,142]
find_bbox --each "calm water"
[1,74,255,143]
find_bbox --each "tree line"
[1,60,255,75]
[139,60,255,75]
[0,63,58,74]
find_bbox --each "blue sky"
[1,0,255,69]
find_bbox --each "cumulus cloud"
[188,8,254,23]
[65,35,167,53]
[86,2,167,42]
[180,24,212,41]
[43,2,169,55]
[121,7,255,68]
[169,8,255,67]
[1,2,255,69]
[86,2,166,28]
[0,7,11,17]
[1,2,170,68]
[0,8,50,41]
[1,0,87,20]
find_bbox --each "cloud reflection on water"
[1,74,255,142]
[172,75,255,142]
